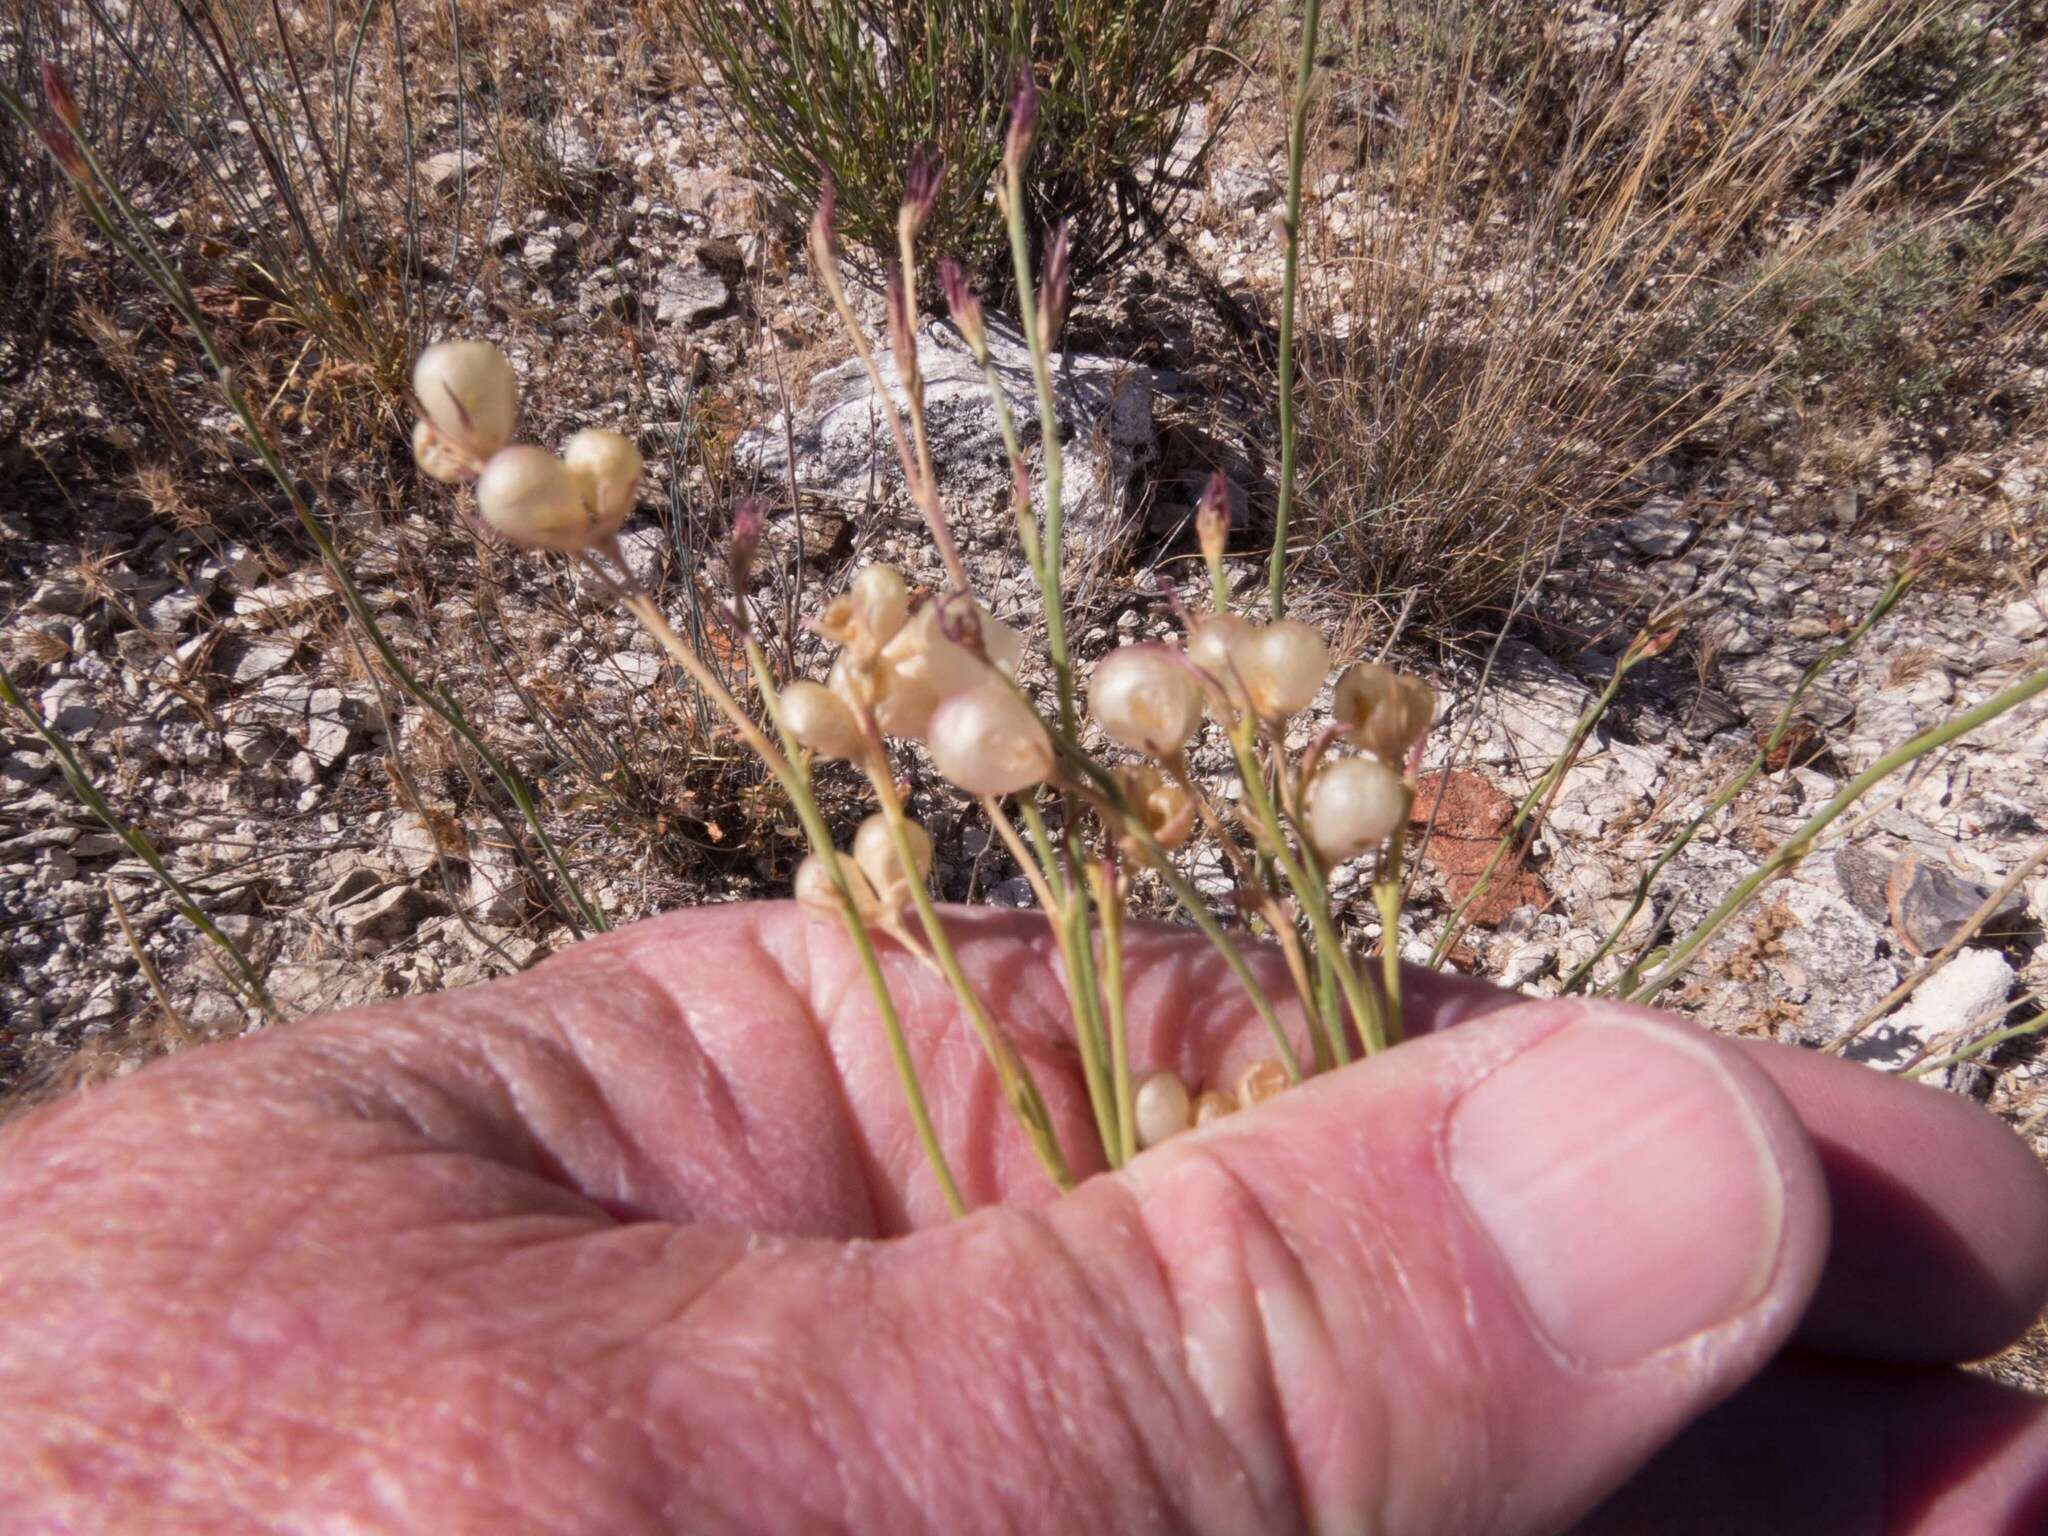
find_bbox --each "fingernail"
[1449,1014,1785,1367]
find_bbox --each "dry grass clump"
[1290,0,2046,629]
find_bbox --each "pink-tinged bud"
[809,175,838,263]
[939,257,985,356]
[39,118,87,180]
[1196,469,1230,566]
[40,62,80,133]
[1036,219,1071,344]
[729,497,765,594]
[1004,68,1039,170]
[902,144,945,238]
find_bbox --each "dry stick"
[1628,665,2048,1006]
[1265,0,1322,618]
[584,554,965,1213]
[106,880,185,1033]
[1842,841,2048,1063]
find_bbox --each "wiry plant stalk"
[1265,0,1320,619]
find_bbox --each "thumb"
[677,1000,1827,1534]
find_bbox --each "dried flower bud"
[474,446,594,552]
[781,679,864,761]
[727,496,765,596]
[414,340,518,459]
[39,116,87,179]
[1236,1058,1288,1106]
[1196,470,1230,568]
[1116,765,1196,850]
[1333,662,1435,764]
[1134,1069,1191,1149]
[1241,620,1330,718]
[40,61,80,134]
[854,811,932,909]
[1193,1089,1237,1126]
[901,145,945,241]
[1004,68,1039,172]
[411,419,472,484]
[939,258,986,358]
[1036,219,1071,345]
[927,683,1053,795]
[795,850,878,923]
[1089,643,1203,757]
[851,564,910,647]
[809,176,838,265]
[561,427,642,535]
[1305,755,1407,863]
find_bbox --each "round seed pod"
[926,684,1054,795]
[1236,1058,1289,1107]
[1116,764,1195,850]
[414,340,518,458]
[561,428,643,533]
[1241,620,1330,719]
[1305,755,1408,863]
[1089,643,1204,757]
[781,680,865,761]
[1334,661,1436,764]
[874,603,1022,740]
[411,419,472,484]
[853,811,932,906]
[1187,614,1254,692]
[474,446,594,552]
[1193,1089,1237,1126]
[794,851,878,922]
[1134,1069,1192,1149]
[850,564,910,647]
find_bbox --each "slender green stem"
[1267,0,1322,618]
[1628,664,2048,1006]
[1373,818,1410,1044]
[0,670,279,1021]
[1088,859,1136,1167]
[1904,1007,2048,1081]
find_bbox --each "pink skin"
[1,902,2045,1533]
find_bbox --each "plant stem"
[1267,0,1322,619]
[1087,858,1136,1168]
[1373,818,1410,1044]
[1904,1007,2048,1082]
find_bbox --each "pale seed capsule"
[1116,764,1195,850]
[474,446,595,552]
[411,419,471,484]
[1186,613,1254,690]
[561,428,642,532]
[1134,1069,1193,1149]
[1305,755,1408,862]
[1193,1089,1237,1126]
[794,850,879,922]
[853,811,932,907]
[850,564,910,647]
[1089,643,1203,757]
[1236,1058,1289,1107]
[1333,662,1436,764]
[1241,620,1330,719]
[781,679,865,761]
[926,683,1054,795]
[875,603,1022,739]
[414,340,518,458]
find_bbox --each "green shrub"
[676,0,1250,286]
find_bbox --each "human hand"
[3,903,2045,1533]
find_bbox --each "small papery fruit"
[1333,661,1436,764]
[561,428,643,532]
[475,446,594,552]
[1236,1058,1288,1107]
[874,602,1022,739]
[851,564,910,647]
[854,811,932,909]
[1241,620,1330,719]
[1186,614,1254,693]
[781,680,865,761]
[1134,1069,1192,1149]
[926,684,1054,795]
[1116,764,1195,850]
[1089,643,1203,757]
[1193,1089,1236,1126]
[795,851,879,923]
[411,419,471,484]
[414,340,518,457]
[1305,755,1408,863]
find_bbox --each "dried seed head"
[1134,1069,1192,1149]
[1004,68,1039,172]
[1240,620,1330,719]
[901,144,945,241]
[1196,470,1230,569]
[1305,755,1408,863]
[1193,1089,1237,1126]
[1116,764,1196,851]
[1089,643,1203,757]
[414,340,518,459]
[1036,219,1071,344]
[39,61,79,134]
[561,428,643,533]
[939,258,986,358]
[781,679,865,761]
[794,850,878,923]
[926,683,1053,795]
[474,446,594,552]
[1333,662,1435,764]
[853,811,932,908]
[1236,1058,1288,1106]
[411,419,472,484]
